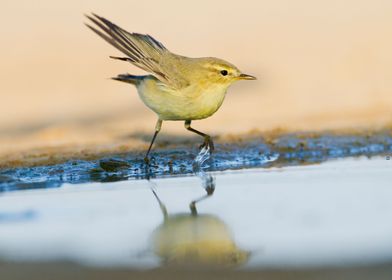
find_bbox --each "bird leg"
[150,186,168,221]
[189,175,215,215]
[184,120,214,152]
[144,119,162,164]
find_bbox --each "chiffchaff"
[86,14,256,162]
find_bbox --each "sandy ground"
[1,0,392,167]
[1,263,392,280]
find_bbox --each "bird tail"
[112,73,144,85]
[85,14,167,74]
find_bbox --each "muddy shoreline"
[1,130,391,191]
[1,261,392,280]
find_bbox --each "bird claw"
[144,156,156,166]
[199,137,214,152]
[205,185,215,195]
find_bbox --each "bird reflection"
[149,165,249,267]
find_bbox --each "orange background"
[1,0,392,164]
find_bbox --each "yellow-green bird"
[86,14,256,162]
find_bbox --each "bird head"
[193,57,256,88]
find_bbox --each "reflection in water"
[0,180,62,193]
[149,146,249,267]
[0,210,36,223]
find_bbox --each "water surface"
[0,157,391,269]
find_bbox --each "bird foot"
[144,156,156,166]
[205,184,215,195]
[199,137,214,153]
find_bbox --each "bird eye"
[220,70,228,76]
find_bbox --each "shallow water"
[0,157,391,269]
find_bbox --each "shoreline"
[1,126,391,169]
[0,261,392,280]
[1,128,391,190]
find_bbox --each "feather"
[86,13,189,89]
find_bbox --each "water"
[0,156,391,269]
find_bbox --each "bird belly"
[137,79,227,121]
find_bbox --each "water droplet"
[193,145,211,173]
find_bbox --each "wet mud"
[0,131,391,191]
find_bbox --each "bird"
[85,14,256,163]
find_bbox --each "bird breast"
[137,77,228,121]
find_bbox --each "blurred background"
[1,0,392,165]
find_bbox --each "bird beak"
[238,73,257,80]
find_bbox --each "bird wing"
[85,14,189,89]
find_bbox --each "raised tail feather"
[86,13,190,89]
[85,14,170,83]
[112,73,144,85]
